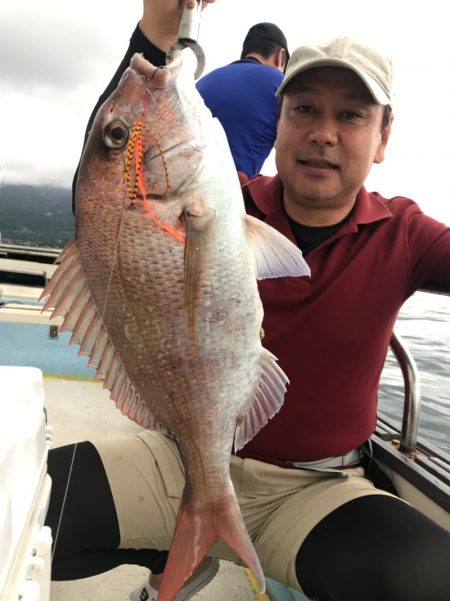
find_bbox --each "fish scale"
[41,49,310,601]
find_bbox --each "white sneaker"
[124,557,220,601]
[125,583,154,601]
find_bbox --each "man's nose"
[308,117,338,146]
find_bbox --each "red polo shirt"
[238,174,450,464]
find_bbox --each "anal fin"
[234,347,289,452]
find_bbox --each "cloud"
[0,2,135,92]
[0,0,140,187]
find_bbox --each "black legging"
[46,442,169,578]
[46,442,450,600]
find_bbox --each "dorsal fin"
[41,240,166,433]
[234,347,289,452]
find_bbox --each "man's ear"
[374,114,394,164]
[274,48,286,72]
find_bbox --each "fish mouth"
[130,53,168,78]
[130,51,182,85]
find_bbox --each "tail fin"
[157,492,265,601]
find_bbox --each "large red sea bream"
[41,49,310,601]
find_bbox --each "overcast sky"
[1,0,450,222]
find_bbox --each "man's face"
[275,66,391,223]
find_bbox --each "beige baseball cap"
[276,36,393,105]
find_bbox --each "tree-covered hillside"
[0,184,74,248]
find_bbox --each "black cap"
[243,22,289,60]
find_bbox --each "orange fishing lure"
[123,119,186,244]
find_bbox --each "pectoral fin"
[244,214,311,280]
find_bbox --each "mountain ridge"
[0,183,74,247]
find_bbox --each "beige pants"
[94,431,396,590]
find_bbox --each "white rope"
[101,201,128,321]
[51,442,78,561]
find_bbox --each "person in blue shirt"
[196,22,289,178]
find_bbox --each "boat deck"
[44,376,279,601]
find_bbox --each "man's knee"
[296,495,450,601]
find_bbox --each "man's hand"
[140,0,215,52]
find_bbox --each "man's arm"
[421,282,450,294]
[72,0,215,213]
[71,26,166,212]
[408,211,450,294]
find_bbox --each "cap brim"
[276,58,390,105]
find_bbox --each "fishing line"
[51,442,78,562]
[101,198,129,321]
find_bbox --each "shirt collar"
[350,187,393,225]
[232,57,263,66]
[244,174,393,225]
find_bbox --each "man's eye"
[102,119,130,149]
[341,110,363,120]
[293,105,313,114]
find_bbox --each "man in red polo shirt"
[46,1,450,600]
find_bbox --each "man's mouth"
[298,158,339,170]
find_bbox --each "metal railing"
[391,286,450,456]
[389,331,421,455]
[0,243,59,264]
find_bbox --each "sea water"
[379,290,450,454]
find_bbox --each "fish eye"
[102,119,130,149]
